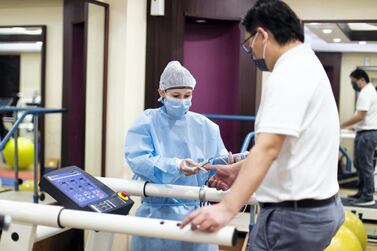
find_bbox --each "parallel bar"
[14,126,19,191]
[0,106,67,114]
[0,200,236,246]
[0,112,28,151]
[0,107,67,151]
[240,132,255,152]
[203,114,256,121]
[97,177,257,205]
[0,200,62,227]
[33,115,39,203]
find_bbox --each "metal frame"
[0,106,67,202]
[84,0,109,177]
[343,204,377,221]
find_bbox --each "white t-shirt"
[255,44,340,203]
[355,83,377,131]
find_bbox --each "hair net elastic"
[159,61,196,90]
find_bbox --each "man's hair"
[241,0,304,45]
[350,69,370,83]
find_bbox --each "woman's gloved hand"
[227,151,242,164]
[180,159,202,176]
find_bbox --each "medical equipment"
[40,166,134,214]
[0,167,239,251]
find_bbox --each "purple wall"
[184,22,241,152]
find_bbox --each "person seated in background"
[341,68,377,206]
[124,60,228,251]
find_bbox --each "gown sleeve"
[124,112,183,184]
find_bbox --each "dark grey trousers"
[354,130,377,200]
[249,196,344,251]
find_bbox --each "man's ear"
[257,27,269,43]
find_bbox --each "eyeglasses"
[241,33,255,54]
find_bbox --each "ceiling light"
[0,27,42,35]
[333,38,341,43]
[359,41,367,45]
[348,23,377,31]
[195,19,206,23]
[322,29,332,34]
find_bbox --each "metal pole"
[33,115,39,203]
[13,118,19,191]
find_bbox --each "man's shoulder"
[360,85,376,99]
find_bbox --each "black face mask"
[352,81,361,92]
[251,56,269,72]
[250,33,270,72]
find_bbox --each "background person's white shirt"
[356,83,377,131]
[255,44,339,203]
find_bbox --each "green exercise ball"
[3,137,34,170]
[344,210,368,250]
[324,225,362,251]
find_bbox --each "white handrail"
[0,200,237,246]
[96,177,257,205]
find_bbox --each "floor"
[367,243,377,251]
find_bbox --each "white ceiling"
[304,22,377,53]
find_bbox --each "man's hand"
[180,159,202,176]
[205,164,240,190]
[180,202,237,232]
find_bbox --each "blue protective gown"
[125,107,227,251]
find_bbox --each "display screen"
[47,170,108,207]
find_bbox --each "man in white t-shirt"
[341,68,377,206]
[181,1,344,250]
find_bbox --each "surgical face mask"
[352,81,361,92]
[163,96,192,118]
[250,33,269,72]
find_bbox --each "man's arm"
[180,133,286,232]
[340,111,366,129]
[221,133,285,213]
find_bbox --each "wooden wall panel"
[61,0,86,169]
[145,0,185,108]
[316,52,342,106]
[184,0,254,20]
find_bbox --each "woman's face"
[159,88,193,100]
